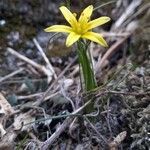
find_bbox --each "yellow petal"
[66,32,81,47]
[44,25,72,33]
[82,32,108,47]
[59,6,78,28]
[87,17,110,30]
[79,5,93,24]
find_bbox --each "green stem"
[77,40,97,113]
[66,0,71,9]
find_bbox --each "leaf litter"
[0,0,150,149]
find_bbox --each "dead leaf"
[0,93,14,115]
[109,131,127,150]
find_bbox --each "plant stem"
[66,0,71,9]
[77,40,97,113]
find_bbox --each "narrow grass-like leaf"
[77,40,97,113]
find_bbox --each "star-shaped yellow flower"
[44,5,110,47]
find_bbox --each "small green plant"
[44,5,110,113]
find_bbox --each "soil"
[0,0,149,150]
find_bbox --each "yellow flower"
[44,5,110,47]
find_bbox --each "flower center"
[73,22,88,35]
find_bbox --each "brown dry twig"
[33,38,57,80]
[96,32,131,70]
[112,0,142,30]
[0,68,24,83]
[7,47,53,82]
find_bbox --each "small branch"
[112,0,142,29]
[7,47,52,81]
[96,32,131,70]
[94,0,116,11]
[33,38,57,79]
[0,68,24,83]
[123,3,150,27]
[102,32,130,37]
[17,92,43,100]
